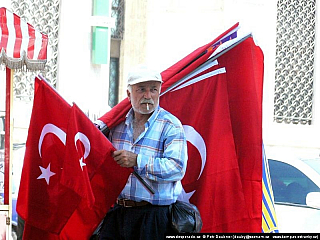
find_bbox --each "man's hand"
[112,150,138,168]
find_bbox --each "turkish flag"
[58,104,132,239]
[16,77,79,235]
[218,37,263,232]
[160,36,263,232]
[60,103,113,208]
[17,77,132,239]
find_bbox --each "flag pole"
[132,171,155,194]
[160,33,253,96]
[4,67,14,237]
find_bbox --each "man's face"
[127,81,161,115]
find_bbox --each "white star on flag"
[178,188,195,203]
[79,157,86,170]
[37,163,56,185]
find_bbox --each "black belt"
[116,199,150,207]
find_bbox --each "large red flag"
[160,36,263,232]
[219,37,263,232]
[17,77,132,239]
[59,104,132,239]
[16,77,78,235]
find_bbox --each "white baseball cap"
[127,65,163,86]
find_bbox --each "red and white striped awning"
[0,7,48,71]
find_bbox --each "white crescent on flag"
[183,125,206,180]
[38,123,66,158]
[179,125,207,203]
[37,123,66,185]
[74,132,91,170]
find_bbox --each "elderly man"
[98,65,188,240]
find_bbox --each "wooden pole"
[4,67,13,238]
[4,67,12,205]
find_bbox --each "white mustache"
[140,99,154,104]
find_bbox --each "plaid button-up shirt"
[109,106,188,205]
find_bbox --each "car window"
[268,159,320,205]
[302,159,320,175]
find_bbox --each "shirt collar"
[125,105,161,127]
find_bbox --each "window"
[274,0,316,125]
[109,58,119,107]
[268,159,320,205]
[111,0,125,40]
